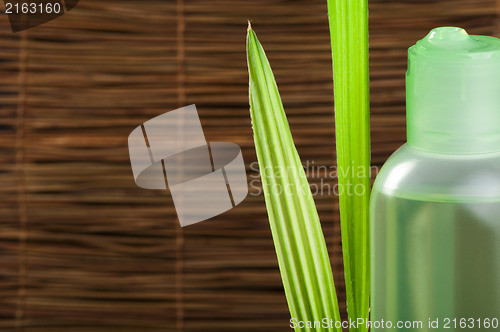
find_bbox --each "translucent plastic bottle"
[371,27,500,331]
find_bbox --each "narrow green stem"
[327,0,371,330]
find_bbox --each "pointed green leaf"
[247,25,342,332]
[327,0,371,330]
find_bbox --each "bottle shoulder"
[372,144,500,202]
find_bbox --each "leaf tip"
[246,21,256,48]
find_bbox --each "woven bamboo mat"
[0,0,498,331]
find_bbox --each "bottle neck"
[406,121,500,155]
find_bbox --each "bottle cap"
[406,27,500,154]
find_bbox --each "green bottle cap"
[406,27,500,154]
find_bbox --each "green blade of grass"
[247,24,342,332]
[327,0,371,330]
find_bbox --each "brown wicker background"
[0,0,499,331]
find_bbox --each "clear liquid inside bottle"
[371,191,500,331]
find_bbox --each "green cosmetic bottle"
[370,27,500,331]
